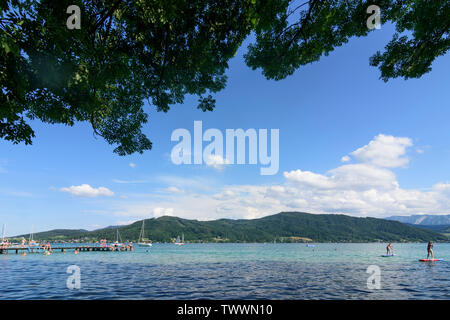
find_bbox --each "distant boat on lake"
[28,225,40,246]
[1,224,7,246]
[114,229,123,247]
[175,233,184,246]
[137,220,152,247]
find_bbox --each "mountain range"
[386,214,450,226]
[12,212,448,243]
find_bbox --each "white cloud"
[152,207,174,218]
[433,183,450,194]
[341,155,351,162]
[116,219,138,226]
[351,134,412,168]
[284,169,335,189]
[328,164,398,191]
[163,187,185,194]
[129,162,136,168]
[112,203,175,219]
[60,184,114,198]
[285,163,398,193]
[205,154,229,170]
[88,134,450,221]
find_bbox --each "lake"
[0,243,449,299]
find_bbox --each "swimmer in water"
[427,241,434,260]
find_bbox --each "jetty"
[0,244,134,254]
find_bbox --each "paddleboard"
[419,259,442,262]
[381,254,395,257]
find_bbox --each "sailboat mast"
[139,220,145,242]
[1,224,4,241]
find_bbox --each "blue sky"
[1,24,450,236]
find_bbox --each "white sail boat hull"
[175,233,184,245]
[138,242,153,247]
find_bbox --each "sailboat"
[137,220,152,247]
[28,225,40,246]
[114,229,123,246]
[1,224,12,246]
[175,233,184,246]
[1,224,5,245]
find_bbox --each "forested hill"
[14,212,448,243]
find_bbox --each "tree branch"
[90,0,122,34]
[285,0,318,50]
[286,1,310,19]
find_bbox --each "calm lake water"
[1,243,449,299]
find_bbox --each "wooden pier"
[0,245,134,254]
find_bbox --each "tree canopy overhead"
[1,0,449,154]
[246,0,450,81]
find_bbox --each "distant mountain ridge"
[17,229,88,240]
[13,212,448,243]
[406,224,450,234]
[386,215,450,226]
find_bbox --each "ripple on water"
[1,243,450,299]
